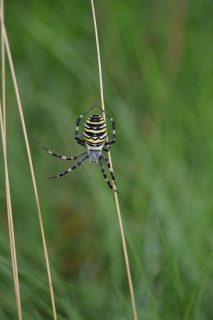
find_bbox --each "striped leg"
[98,106,116,146]
[48,154,89,179]
[75,112,85,146]
[39,143,87,160]
[99,157,118,192]
[103,156,116,185]
[105,115,116,145]
[75,105,99,146]
[103,145,111,152]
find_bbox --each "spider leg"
[75,114,85,146]
[103,156,116,185]
[75,105,99,146]
[103,145,111,152]
[76,138,86,147]
[48,154,89,179]
[39,143,87,160]
[97,106,116,146]
[99,157,118,192]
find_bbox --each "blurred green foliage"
[0,0,213,319]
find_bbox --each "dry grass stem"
[0,101,22,319]
[1,1,5,133]
[1,3,22,319]
[1,1,5,131]
[90,1,138,319]
[1,22,57,320]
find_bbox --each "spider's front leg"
[105,115,116,146]
[97,106,116,146]
[75,113,85,146]
[75,105,99,146]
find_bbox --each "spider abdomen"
[83,114,107,147]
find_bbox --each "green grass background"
[0,0,213,319]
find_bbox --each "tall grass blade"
[1,21,57,320]
[1,0,5,133]
[90,1,138,319]
[0,101,22,319]
[1,3,22,319]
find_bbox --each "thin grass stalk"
[1,1,5,133]
[1,4,22,319]
[0,101,22,319]
[1,23,57,320]
[90,1,138,319]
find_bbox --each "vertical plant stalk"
[0,101,22,319]
[1,0,5,132]
[1,4,22,319]
[90,1,138,319]
[1,23,57,320]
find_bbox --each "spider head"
[88,150,102,163]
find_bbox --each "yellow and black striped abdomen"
[83,114,107,147]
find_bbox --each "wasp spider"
[39,106,118,192]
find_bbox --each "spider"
[39,105,118,192]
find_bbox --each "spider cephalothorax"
[40,106,117,191]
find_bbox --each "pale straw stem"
[2,24,57,320]
[1,1,5,134]
[90,1,138,319]
[0,101,22,319]
[1,4,21,318]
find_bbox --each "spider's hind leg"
[48,154,89,179]
[38,142,87,160]
[103,156,116,186]
[99,157,118,192]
